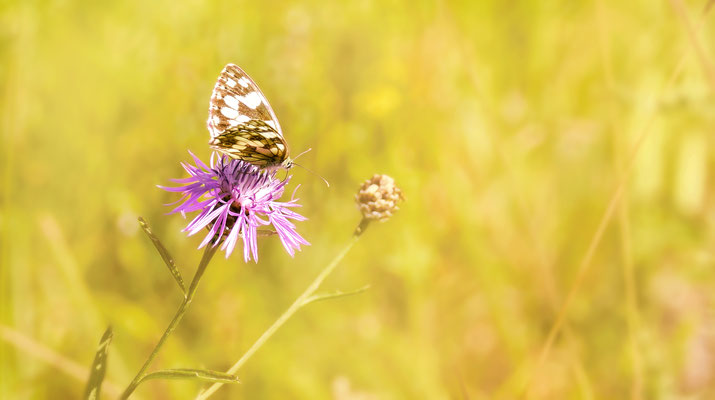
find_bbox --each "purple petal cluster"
[162,152,309,262]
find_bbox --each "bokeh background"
[2,0,715,399]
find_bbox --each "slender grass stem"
[196,221,369,400]
[519,5,714,399]
[120,245,218,400]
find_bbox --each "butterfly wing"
[209,120,289,166]
[207,64,289,167]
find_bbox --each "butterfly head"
[281,158,294,170]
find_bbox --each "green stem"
[196,220,369,400]
[120,245,218,399]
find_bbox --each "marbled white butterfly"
[207,64,293,169]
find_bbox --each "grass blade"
[138,217,186,295]
[83,326,113,400]
[302,285,371,306]
[139,368,240,384]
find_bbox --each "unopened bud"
[355,174,404,222]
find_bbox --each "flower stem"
[196,220,370,400]
[120,245,218,400]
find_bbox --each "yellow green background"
[2,0,715,399]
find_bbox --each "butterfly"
[207,64,293,170]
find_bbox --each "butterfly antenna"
[293,162,330,187]
[292,147,313,162]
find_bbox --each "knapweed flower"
[355,174,404,222]
[161,151,309,262]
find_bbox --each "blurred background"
[2,0,715,399]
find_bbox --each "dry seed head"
[355,174,404,222]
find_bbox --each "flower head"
[355,174,404,222]
[162,152,309,262]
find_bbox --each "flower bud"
[355,174,404,222]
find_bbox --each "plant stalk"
[120,245,217,399]
[196,221,369,399]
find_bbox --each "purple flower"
[161,151,309,262]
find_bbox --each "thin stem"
[196,220,369,399]
[518,5,714,399]
[120,245,218,400]
[0,324,123,398]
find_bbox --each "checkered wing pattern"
[207,64,290,168]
